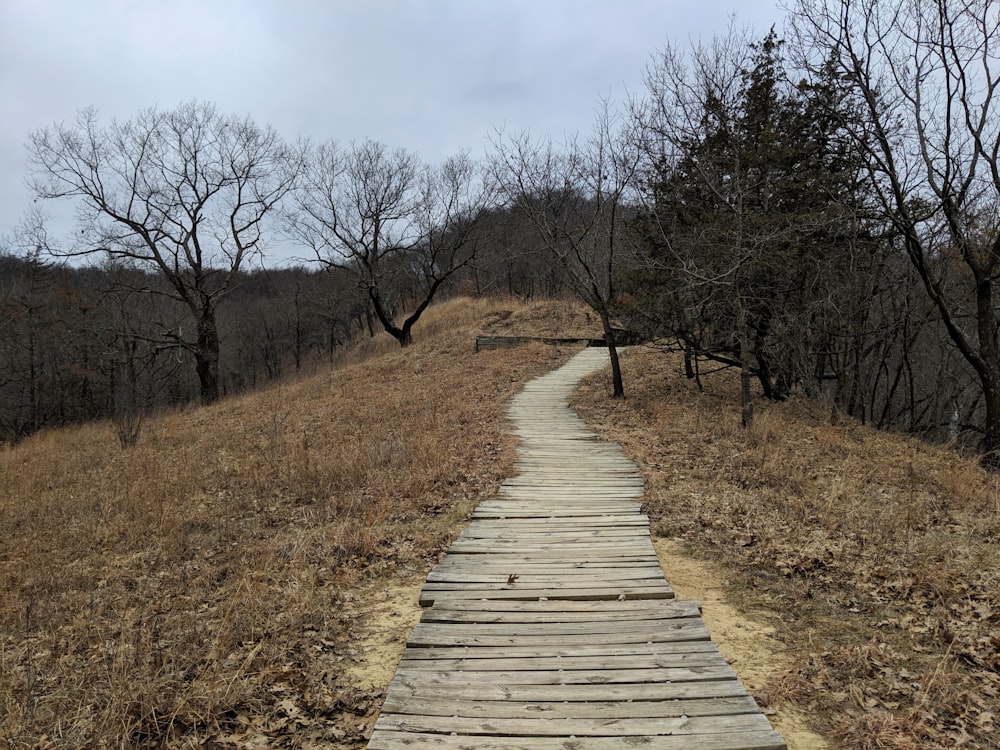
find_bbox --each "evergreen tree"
[630,29,872,416]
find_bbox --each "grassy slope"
[574,346,1000,750]
[0,297,599,748]
[4,300,997,749]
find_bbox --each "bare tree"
[791,0,1000,462]
[28,101,302,403]
[285,140,492,347]
[490,100,642,397]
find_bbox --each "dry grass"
[573,346,1000,749]
[0,295,597,749]
[15,300,993,749]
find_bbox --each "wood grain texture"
[367,348,786,749]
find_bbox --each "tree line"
[0,198,573,444]
[3,0,999,463]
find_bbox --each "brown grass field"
[2,297,998,749]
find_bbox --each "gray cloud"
[0,0,784,249]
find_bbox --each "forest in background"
[3,1,998,463]
[0,210,568,444]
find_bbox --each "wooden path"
[367,348,786,749]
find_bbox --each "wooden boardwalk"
[367,348,787,749]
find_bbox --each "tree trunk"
[982,377,1000,469]
[976,272,1000,468]
[738,300,754,428]
[195,308,221,404]
[377,315,412,347]
[364,305,377,337]
[684,344,695,379]
[368,288,414,347]
[598,311,624,398]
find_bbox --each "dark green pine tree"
[629,29,871,408]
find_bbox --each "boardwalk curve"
[367,348,787,749]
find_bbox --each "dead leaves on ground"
[574,347,1000,749]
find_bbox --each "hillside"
[3,298,997,749]
[0,297,598,748]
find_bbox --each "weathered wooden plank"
[379,694,761,720]
[421,598,696,613]
[424,575,668,587]
[462,519,650,530]
[390,668,738,692]
[432,556,661,566]
[473,503,642,511]
[427,561,666,573]
[418,600,702,623]
[422,577,672,592]
[373,712,776,737]
[440,551,660,562]
[457,526,651,537]
[431,555,663,566]
[495,488,638,493]
[497,488,644,494]
[474,502,642,509]
[503,479,640,484]
[470,515,642,522]
[457,527,651,537]
[500,482,643,487]
[434,557,661,567]
[493,497,645,503]
[509,466,640,472]
[405,625,712,649]
[507,457,636,462]
[474,506,641,513]
[499,479,640,484]
[503,474,644,480]
[368,730,786,750]
[435,562,661,571]
[470,511,643,519]
[493,497,645,502]
[509,472,639,476]
[453,532,651,544]
[439,550,660,561]
[468,511,646,519]
[410,616,701,638]
[468,513,647,520]
[505,474,641,480]
[450,537,653,546]
[384,679,749,703]
[399,641,722,662]
[419,586,675,606]
[430,564,663,575]
[398,650,729,672]
[427,576,666,590]
[445,541,658,553]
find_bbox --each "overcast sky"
[1,0,785,258]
